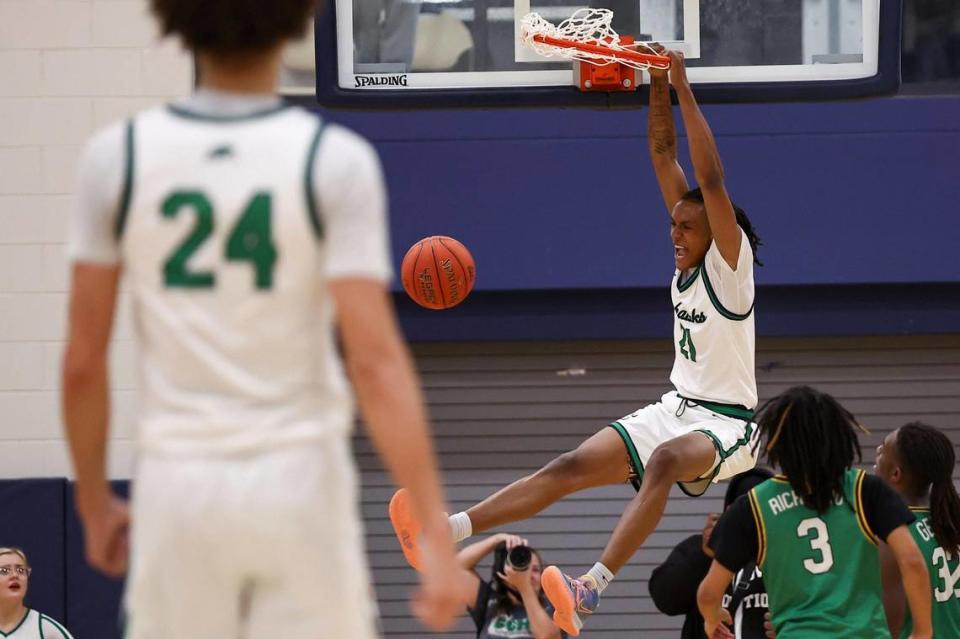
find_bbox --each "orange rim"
[532,33,671,68]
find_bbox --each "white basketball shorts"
[124,437,379,639]
[609,391,760,496]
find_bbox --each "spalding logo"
[439,259,460,304]
[354,74,409,88]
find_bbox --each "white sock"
[448,512,472,543]
[585,562,614,594]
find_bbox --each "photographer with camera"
[457,533,565,639]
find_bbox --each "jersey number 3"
[797,517,835,574]
[162,191,277,290]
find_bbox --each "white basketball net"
[520,8,660,69]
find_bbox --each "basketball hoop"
[520,9,671,92]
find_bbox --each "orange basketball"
[401,236,476,310]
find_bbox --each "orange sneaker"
[541,566,600,637]
[389,488,424,571]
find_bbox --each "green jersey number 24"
[161,190,277,290]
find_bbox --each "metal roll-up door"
[356,335,960,638]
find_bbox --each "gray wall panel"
[356,335,960,638]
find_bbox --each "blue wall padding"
[64,481,128,639]
[0,479,67,622]
[393,282,960,341]
[322,95,960,291]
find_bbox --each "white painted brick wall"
[0,0,192,479]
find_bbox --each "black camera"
[506,545,532,571]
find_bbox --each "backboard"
[310,0,902,109]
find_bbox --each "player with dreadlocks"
[875,422,960,638]
[698,386,933,639]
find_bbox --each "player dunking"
[61,1,468,637]
[390,50,762,636]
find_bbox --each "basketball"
[401,236,476,310]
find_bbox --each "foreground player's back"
[108,101,387,453]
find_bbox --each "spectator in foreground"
[0,547,74,639]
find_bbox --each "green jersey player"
[699,386,932,639]
[875,422,960,639]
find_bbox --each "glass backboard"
[310,0,902,108]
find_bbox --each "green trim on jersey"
[899,508,960,639]
[304,120,326,239]
[165,103,288,122]
[749,469,888,639]
[853,470,879,544]
[608,422,644,482]
[0,610,29,637]
[701,266,753,321]
[676,263,702,292]
[747,490,767,565]
[114,119,135,239]
[40,614,74,639]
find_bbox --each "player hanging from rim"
[61,0,468,637]
[698,386,932,639]
[389,49,763,636]
[875,422,960,638]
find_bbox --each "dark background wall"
[320,95,960,342]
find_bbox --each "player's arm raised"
[647,47,689,214]
[668,51,741,270]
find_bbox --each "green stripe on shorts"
[609,421,645,483]
[696,420,756,462]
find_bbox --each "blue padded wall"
[311,94,960,340]
[63,481,128,639]
[0,479,68,623]
[323,96,960,291]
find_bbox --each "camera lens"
[507,545,532,571]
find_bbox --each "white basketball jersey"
[669,229,757,409]
[113,104,387,454]
[3,610,73,639]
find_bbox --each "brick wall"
[0,0,192,478]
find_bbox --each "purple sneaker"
[540,566,600,636]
